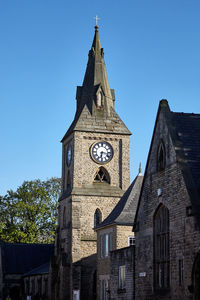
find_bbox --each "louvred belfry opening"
[94,167,110,183]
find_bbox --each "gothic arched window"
[157,142,166,171]
[154,204,170,290]
[94,167,110,184]
[67,170,71,188]
[63,207,66,228]
[94,208,102,228]
[97,91,103,107]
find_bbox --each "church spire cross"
[93,15,100,27]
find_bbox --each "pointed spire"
[91,25,102,55]
[77,26,114,115]
[61,26,132,141]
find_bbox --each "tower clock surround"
[90,141,113,164]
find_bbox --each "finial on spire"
[139,162,142,174]
[93,15,100,28]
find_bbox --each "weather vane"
[94,15,100,26]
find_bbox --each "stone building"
[50,25,131,300]
[110,246,134,300]
[23,263,50,300]
[134,99,200,300]
[0,242,53,300]
[96,169,143,300]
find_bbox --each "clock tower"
[51,26,131,300]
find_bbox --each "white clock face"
[91,141,113,164]
[66,144,72,166]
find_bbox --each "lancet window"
[154,204,170,290]
[157,142,166,171]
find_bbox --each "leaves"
[0,177,61,243]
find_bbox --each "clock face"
[91,141,113,164]
[66,144,72,166]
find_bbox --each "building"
[134,99,200,300]
[23,263,50,300]
[110,246,134,300]
[96,169,143,300]
[50,25,131,300]
[0,242,53,300]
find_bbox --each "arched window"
[94,167,110,184]
[94,208,102,228]
[63,207,66,228]
[157,142,166,171]
[67,170,71,188]
[97,91,103,107]
[154,204,170,290]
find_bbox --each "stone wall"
[110,246,134,300]
[97,224,134,300]
[23,273,49,299]
[135,109,200,300]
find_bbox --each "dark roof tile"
[1,242,54,275]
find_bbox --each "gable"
[134,100,200,226]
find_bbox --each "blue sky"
[1,0,200,195]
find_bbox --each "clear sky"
[1,0,200,195]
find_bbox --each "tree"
[0,177,61,243]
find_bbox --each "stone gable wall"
[116,225,134,249]
[135,111,200,300]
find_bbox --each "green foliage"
[0,177,61,243]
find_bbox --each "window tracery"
[94,167,110,183]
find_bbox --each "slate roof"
[23,262,49,277]
[96,173,143,229]
[172,112,200,193]
[0,242,54,275]
[169,110,200,213]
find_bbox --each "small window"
[109,233,112,251]
[100,233,112,258]
[94,208,102,228]
[97,91,103,107]
[44,279,48,296]
[100,235,104,258]
[31,279,35,294]
[105,234,109,257]
[63,207,67,228]
[26,280,30,294]
[67,170,71,188]
[37,278,42,296]
[100,280,108,300]
[128,236,135,246]
[94,167,110,183]
[179,259,184,286]
[119,265,126,289]
[157,142,166,171]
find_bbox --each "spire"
[77,25,114,115]
[91,25,102,55]
[61,26,131,141]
